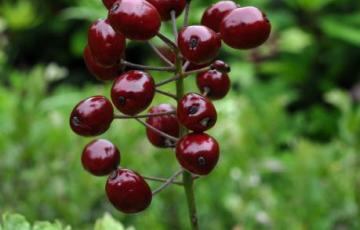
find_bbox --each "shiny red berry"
[108,0,161,41]
[70,96,114,136]
[197,69,230,100]
[82,139,120,176]
[201,1,238,32]
[220,7,271,49]
[83,46,120,81]
[177,93,217,132]
[111,70,155,115]
[102,0,117,10]
[178,25,221,64]
[146,104,180,148]
[210,60,231,73]
[146,0,186,21]
[88,19,126,67]
[176,133,220,175]
[106,168,152,213]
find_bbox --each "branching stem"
[113,111,175,119]
[121,60,175,72]
[152,169,184,196]
[155,89,178,100]
[157,32,177,50]
[143,175,183,186]
[147,42,174,66]
[135,118,179,142]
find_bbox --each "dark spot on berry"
[227,66,231,73]
[111,3,120,13]
[200,117,212,127]
[188,105,199,115]
[198,156,206,166]
[189,37,199,49]
[118,96,126,105]
[72,116,81,126]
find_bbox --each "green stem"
[175,49,199,230]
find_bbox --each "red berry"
[88,19,126,67]
[177,93,217,132]
[106,168,152,213]
[102,0,117,10]
[146,0,186,21]
[82,139,120,176]
[220,7,271,49]
[176,133,220,175]
[70,96,114,136]
[146,104,180,148]
[197,69,230,100]
[111,70,155,115]
[210,60,231,73]
[201,1,238,32]
[108,0,161,41]
[178,25,221,64]
[178,26,221,65]
[83,46,120,81]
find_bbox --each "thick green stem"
[175,50,199,230]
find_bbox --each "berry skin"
[177,93,217,132]
[70,96,114,137]
[197,69,230,100]
[83,46,120,81]
[102,0,117,10]
[146,104,180,148]
[210,60,231,73]
[82,139,120,176]
[106,168,152,213]
[220,7,271,49]
[88,19,126,67]
[176,133,220,175]
[201,1,238,33]
[111,70,155,115]
[146,0,186,21]
[178,25,221,64]
[108,0,161,41]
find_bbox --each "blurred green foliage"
[0,0,360,229]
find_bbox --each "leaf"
[32,221,71,230]
[94,213,125,230]
[2,213,31,230]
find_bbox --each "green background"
[0,0,360,229]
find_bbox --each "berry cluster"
[70,0,270,224]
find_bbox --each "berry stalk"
[175,48,199,230]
